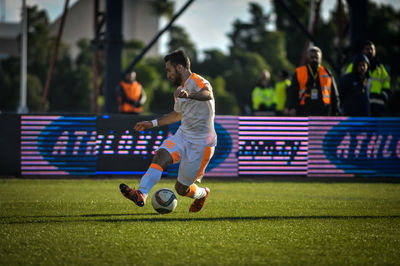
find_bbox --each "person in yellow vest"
[345,41,390,116]
[251,70,276,115]
[286,46,340,116]
[117,71,147,114]
[275,70,291,115]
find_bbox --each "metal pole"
[276,0,339,75]
[39,0,70,112]
[122,0,195,76]
[300,0,321,65]
[347,0,367,53]
[17,0,28,114]
[0,0,5,21]
[91,0,99,114]
[104,0,122,113]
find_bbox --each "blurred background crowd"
[0,0,399,116]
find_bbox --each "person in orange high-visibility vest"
[286,46,340,116]
[117,72,147,114]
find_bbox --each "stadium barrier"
[1,114,399,178]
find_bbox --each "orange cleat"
[119,183,146,207]
[189,187,210,213]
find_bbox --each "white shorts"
[158,130,215,186]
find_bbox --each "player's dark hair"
[164,49,190,70]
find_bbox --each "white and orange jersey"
[174,73,217,147]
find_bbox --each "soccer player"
[119,49,217,212]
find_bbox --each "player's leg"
[120,134,182,207]
[175,145,215,212]
[120,149,172,207]
[174,181,208,200]
[137,148,173,196]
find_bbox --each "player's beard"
[172,71,182,87]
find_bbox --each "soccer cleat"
[119,183,145,207]
[189,187,210,213]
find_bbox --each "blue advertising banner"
[1,114,399,177]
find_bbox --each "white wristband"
[151,119,158,127]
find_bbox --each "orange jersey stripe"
[183,73,206,90]
[191,73,206,89]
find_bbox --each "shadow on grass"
[1,214,399,225]
[0,212,158,220]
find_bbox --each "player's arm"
[176,84,213,101]
[134,111,182,131]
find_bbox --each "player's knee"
[152,149,172,170]
[175,181,189,196]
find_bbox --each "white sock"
[189,184,206,199]
[138,163,163,197]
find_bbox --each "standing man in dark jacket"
[286,46,340,116]
[345,41,390,116]
[339,54,371,116]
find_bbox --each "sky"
[2,0,400,56]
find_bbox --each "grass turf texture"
[0,179,399,265]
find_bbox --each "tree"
[228,3,271,51]
[0,5,53,112]
[223,49,270,114]
[272,1,343,75]
[227,3,294,77]
[252,30,295,79]
[0,57,20,111]
[196,49,229,79]
[272,0,310,66]
[167,25,197,63]
[26,5,53,82]
[364,1,400,89]
[364,1,400,115]
[225,2,294,113]
[208,75,240,115]
[122,39,145,69]
[150,0,174,19]
[0,5,94,113]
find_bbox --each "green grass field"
[1,178,399,265]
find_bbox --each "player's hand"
[134,121,153,131]
[174,88,189,98]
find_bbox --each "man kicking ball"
[120,49,217,212]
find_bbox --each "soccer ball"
[151,188,178,214]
